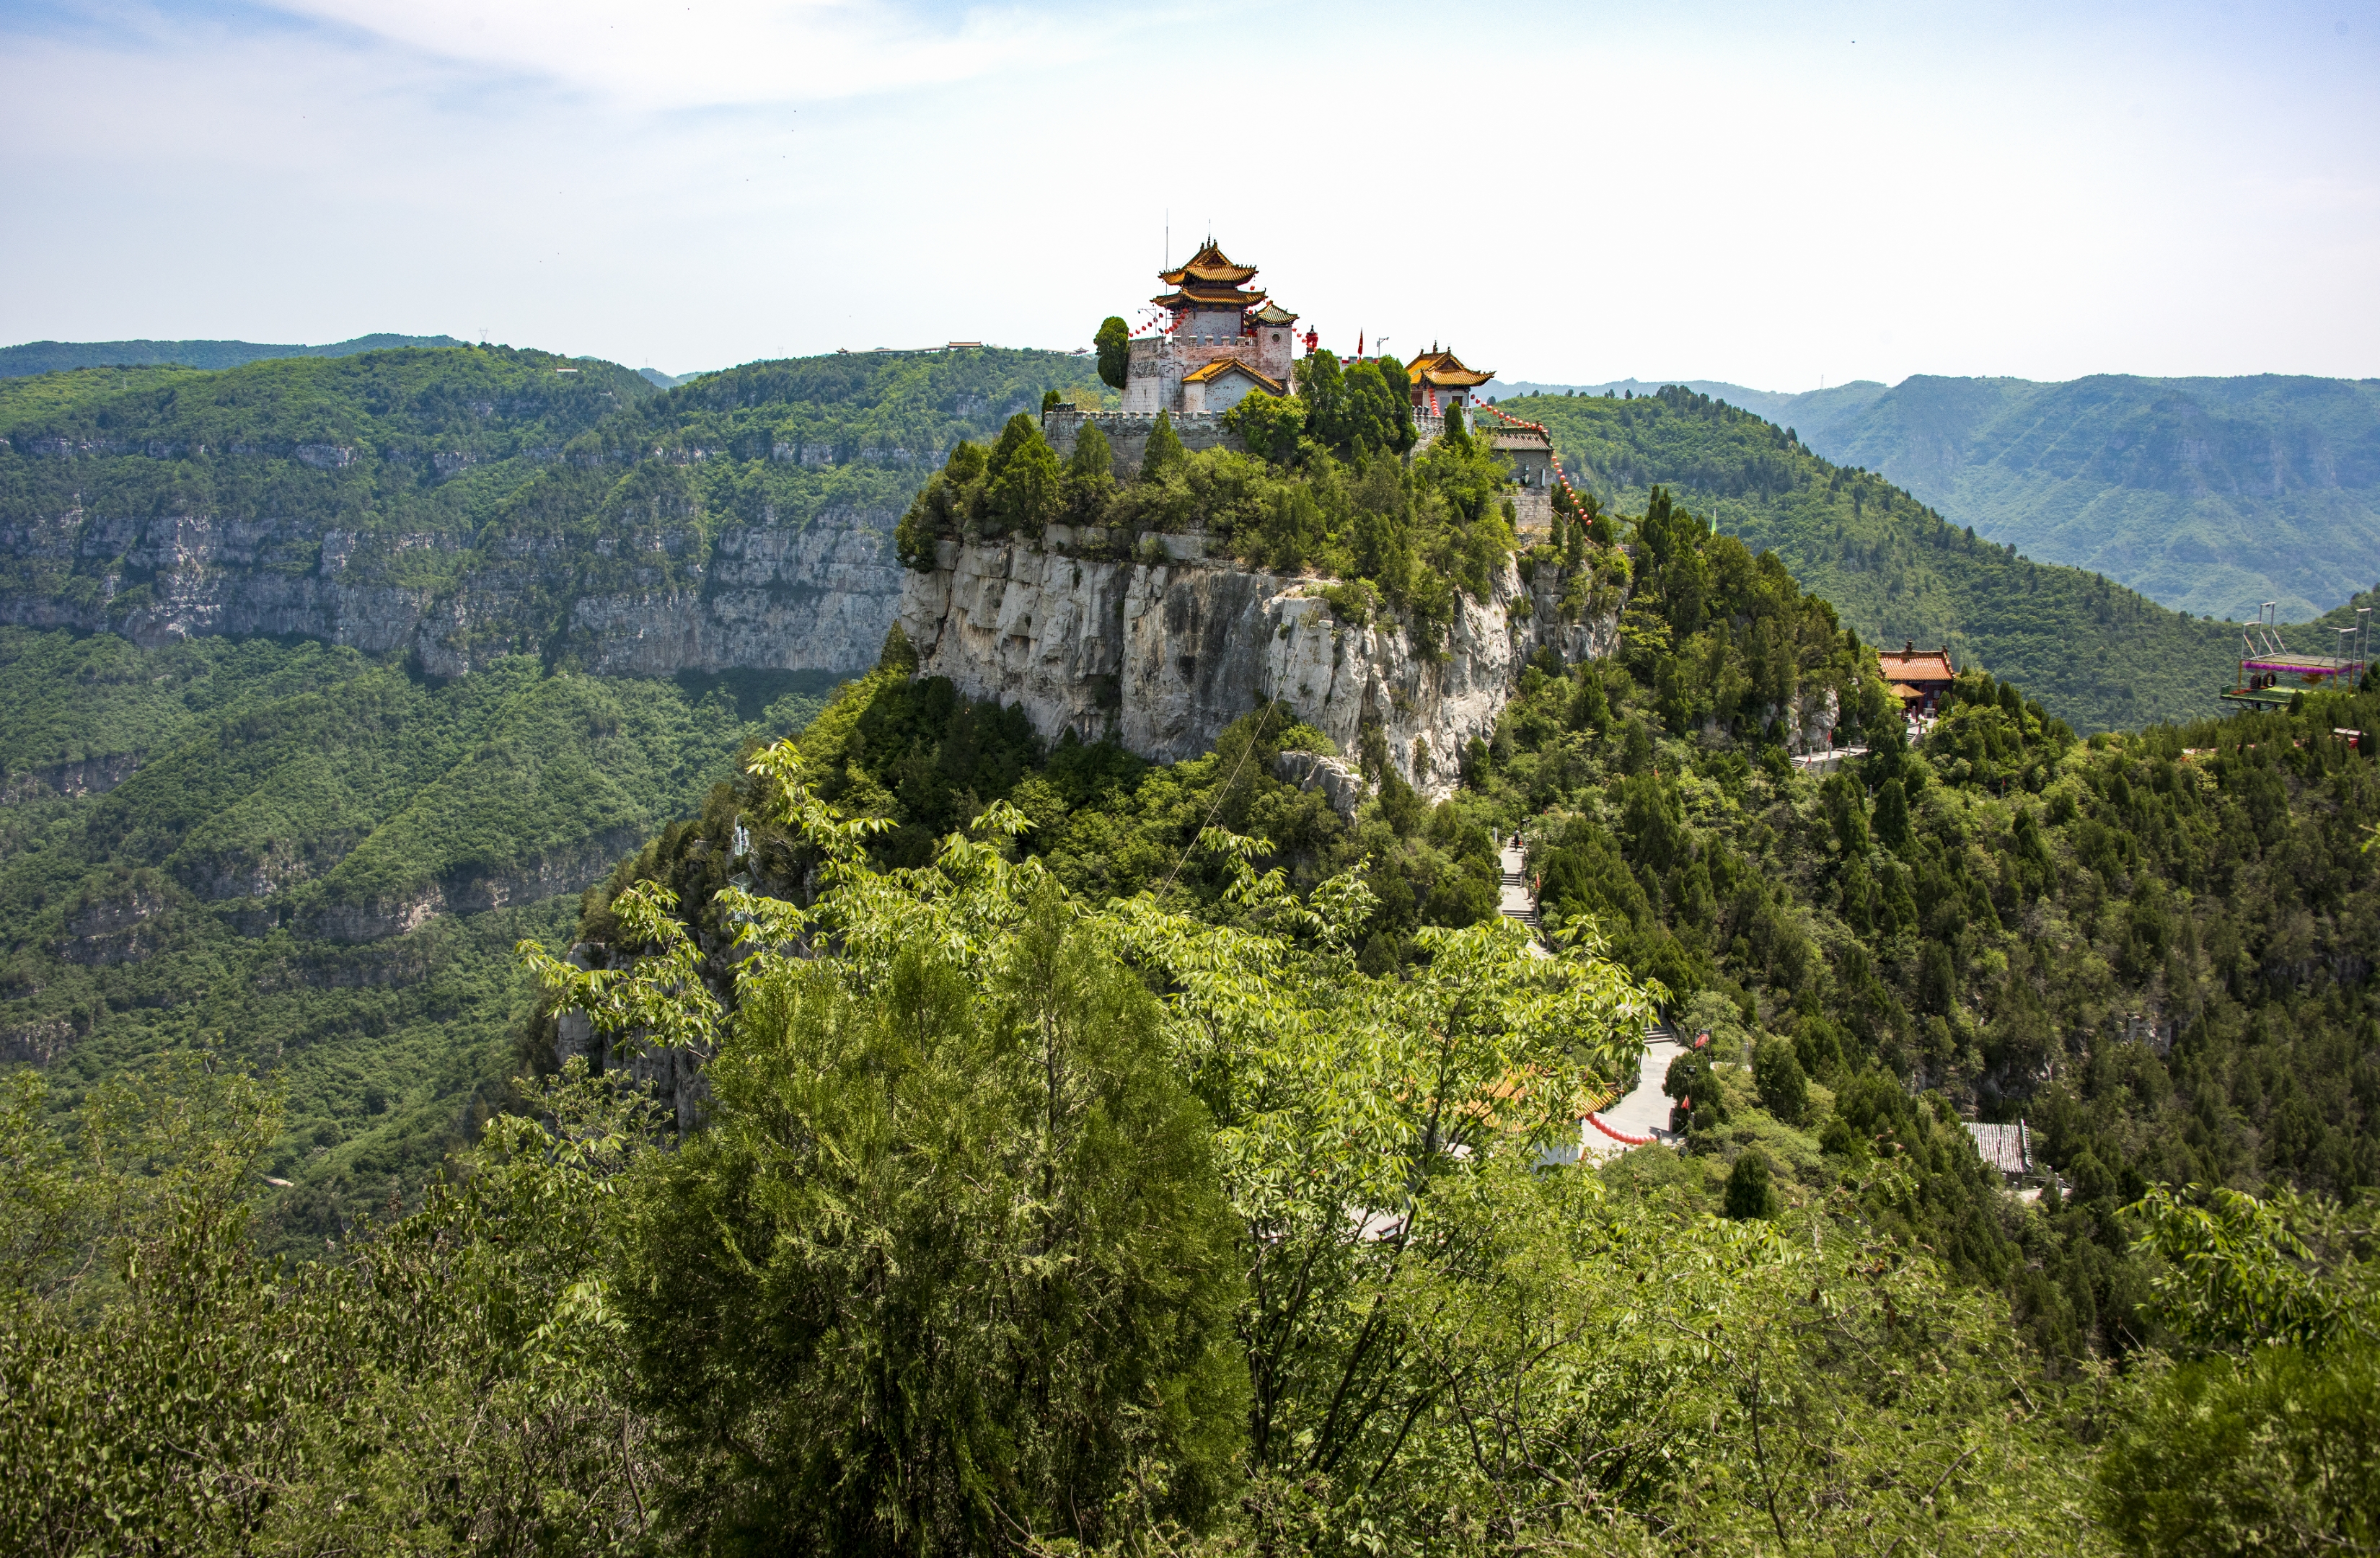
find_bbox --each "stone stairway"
[1496,839,1543,945]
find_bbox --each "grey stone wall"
[1041,409,1246,479]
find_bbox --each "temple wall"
[1042,409,1245,478]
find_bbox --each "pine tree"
[1068,420,1114,482]
[1724,1149,1779,1219]
[1140,411,1186,481]
[985,414,1062,536]
[1873,776,1911,850]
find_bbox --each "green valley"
[0,626,837,1239]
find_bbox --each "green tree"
[1753,1035,1811,1125]
[1297,349,1346,450]
[1095,316,1131,391]
[1724,1146,1779,1219]
[984,413,1061,536]
[1872,774,1911,850]
[1221,389,1306,465]
[1141,409,1186,480]
[1441,402,1471,452]
[617,886,1249,1553]
[2096,1187,2380,1556]
[878,621,919,675]
[1664,1045,1728,1135]
[1061,420,1116,524]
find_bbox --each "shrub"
[1724,1147,1779,1220]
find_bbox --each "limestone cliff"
[899,531,1608,798]
[0,505,904,679]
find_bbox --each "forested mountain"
[1810,374,2380,623]
[0,344,1103,1243]
[0,344,1098,672]
[1506,385,2259,731]
[1499,373,2380,622]
[0,333,472,378]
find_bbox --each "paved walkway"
[1583,1027,1681,1155]
[1499,832,1677,1161]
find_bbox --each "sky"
[1,0,2375,390]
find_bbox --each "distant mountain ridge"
[1490,372,2380,623]
[0,333,472,378]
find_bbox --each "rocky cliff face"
[0,505,905,679]
[899,533,1608,797]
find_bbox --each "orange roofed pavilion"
[1877,641,1955,716]
[1404,347,1494,415]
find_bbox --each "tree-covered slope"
[0,333,471,378]
[0,626,837,1238]
[11,468,2380,1552]
[1502,373,2380,622]
[1505,384,2257,731]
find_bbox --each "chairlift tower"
[2221,600,2367,709]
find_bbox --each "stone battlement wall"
[1041,410,1245,480]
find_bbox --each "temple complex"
[1121,242,1300,415]
[1053,240,1515,477]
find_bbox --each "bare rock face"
[899,534,1613,798]
[563,513,905,678]
[0,506,906,679]
[1273,751,1367,819]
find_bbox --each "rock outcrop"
[304,825,653,944]
[898,533,1611,798]
[0,506,906,679]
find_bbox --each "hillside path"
[1587,1026,1681,1153]
[1500,834,1677,1156]
[1497,838,1543,950]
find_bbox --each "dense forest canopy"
[0,627,839,1246]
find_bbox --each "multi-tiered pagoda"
[1122,241,1300,415]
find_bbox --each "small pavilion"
[1403,347,1494,415]
[1877,641,1955,717]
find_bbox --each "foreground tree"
[613,883,1248,1553]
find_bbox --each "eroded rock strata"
[899,532,1609,798]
